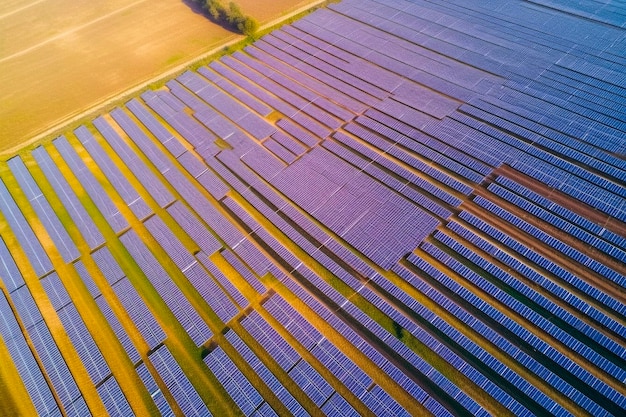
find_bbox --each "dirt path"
[1,0,326,158]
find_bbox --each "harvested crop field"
[1,0,625,416]
[0,0,314,153]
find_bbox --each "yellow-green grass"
[210,185,408,414]
[0,305,39,417]
[409,241,593,417]
[224,158,521,416]
[0,0,318,154]
[0,171,108,415]
[261,297,378,416]
[437,222,626,400]
[225,185,437,414]
[55,131,240,415]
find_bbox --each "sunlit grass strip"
[410,242,591,417]
[0,295,40,417]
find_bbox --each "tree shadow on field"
[181,0,239,34]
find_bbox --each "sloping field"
[0,0,314,153]
[0,0,625,416]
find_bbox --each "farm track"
[0,0,624,415]
[0,0,325,157]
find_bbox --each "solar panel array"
[0,0,624,415]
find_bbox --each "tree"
[238,16,258,37]
[196,0,258,37]
[204,0,224,20]
[227,2,243,24]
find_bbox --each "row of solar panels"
[1,0,625,415]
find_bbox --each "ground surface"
[0,0,312,153]
[0,0,625,416]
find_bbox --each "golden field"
[0,0,314,153]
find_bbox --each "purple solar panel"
[113,104,174,171]
[211,59,295,116]
[263,138,297,164]
[121,101,187,160]
[94,116,175,208]
[271,147,439,268]
[7,157,80,263]
[276,118,318,148]
[54,136,129,232]
[240,143,286,180]
[196,168,230,200]
[144,215,196,271]
[0,291,61,416]
[149,346,211,416]
[163,167,244,247]
[177,151,208,178]
[167,201,222,255]
[197,66,273,116]
[191,82,274,139]
[0,177,53,277]
[0,236,25,292]
[184,262,238,323]
[259,33,384,105]
[221,248,266,295]
[143,90,214,150]
[120,230,213,346]
[245,43,363,115]
[74,125,153,220]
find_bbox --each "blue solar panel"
[97,376,134,417]
[54,135,129,232]
[136,363,175,417]
[0,177,54,277]
[0,236,25,292]
[111,277,165,350]
[3,0,626,414]
[150,346,212,416]
[0,292,61,417]
[167,201,222,255]
[74,125,153,220]
[120,230,213,346]
[204,346,264,415]
[94,115,175,208]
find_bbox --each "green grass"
[165,53,186,66]
[0,166,112,415]
[226,188,435,414]
[403,247,586,416]
[0,295,39,417]
[1,0,332,162]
